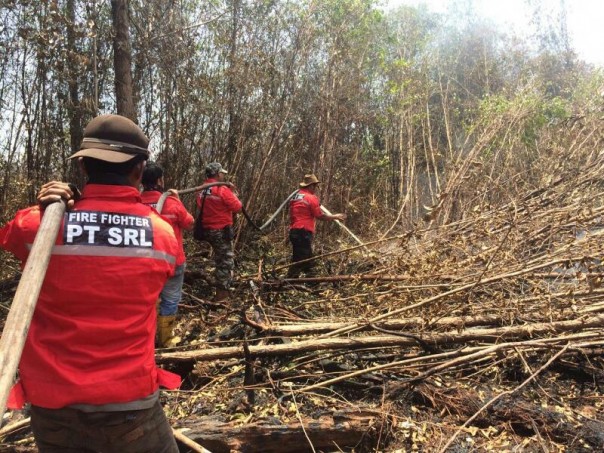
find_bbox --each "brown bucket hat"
[299,174,320,188]
[69,114,150,163]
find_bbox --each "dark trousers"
[30,401,178,453]
[288,228,315,277]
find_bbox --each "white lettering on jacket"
[64,211,154,248]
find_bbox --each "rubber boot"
[213,288,230,302]
[157,315,178,348]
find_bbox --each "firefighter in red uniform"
[141,161,194,347]
[0,115,181,452]
[288,174,346,278]
[196,162,242,301]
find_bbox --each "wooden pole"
[0,201,66,422]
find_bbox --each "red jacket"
[0,185,180,409]
[195,178,242,229]
[141,190,194,266]
[289,188,323,233]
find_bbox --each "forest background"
[2,1,604,450]
[1,0,602,237]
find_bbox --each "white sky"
[384,0,604,66]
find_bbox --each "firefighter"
[195,162,242,302]
[288,174,346,278]
[0,114,181,452]
[141,161,194,347]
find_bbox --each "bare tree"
[111,0,137,121]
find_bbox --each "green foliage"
[476,91,570,149]
[0,0,599,226]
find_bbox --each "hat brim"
[69,148,141,163]
[299,181,320,188]
[219,169,228,174]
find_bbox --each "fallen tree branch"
[317,255,596,339]
[437,343,570,453]
[298,334,599,393]
[176,409,385,453]
[265,274,460,285]
[0,417,30,439]
[156,315,604,363]
[257,300,604,337]
[261,314,521,337]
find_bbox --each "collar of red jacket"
[81,184,143,202]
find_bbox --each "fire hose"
[157,186,298,232]
[157,186,364,246]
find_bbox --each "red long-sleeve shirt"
[195,178,242,229]
[0,185,180,409]
[141,190,194,265]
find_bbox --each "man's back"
[141,189,193,266]
[197,178,242,229]
[1,184,178,408]
[290,188,322,233]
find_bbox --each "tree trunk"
[111,0,137,122]
[226,0,241,164]
[66,0,82,183]
[176,409,384,453]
